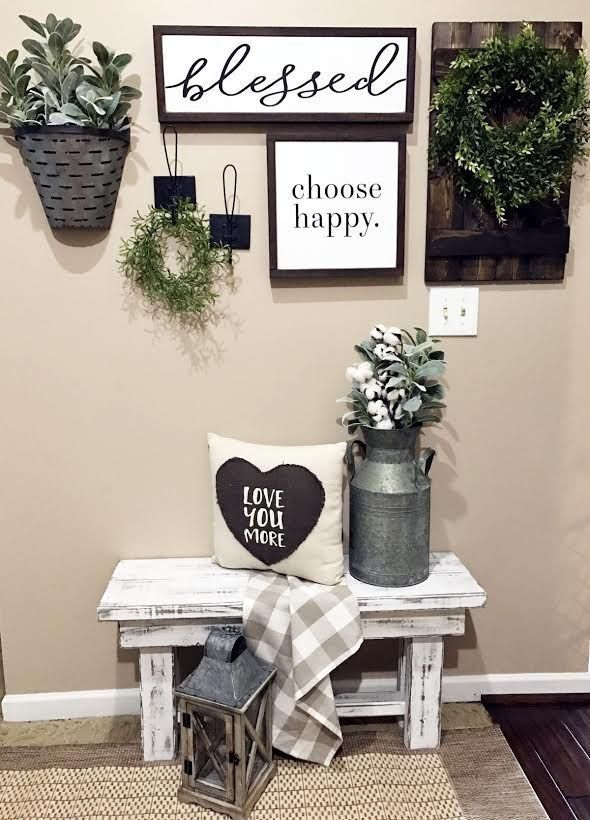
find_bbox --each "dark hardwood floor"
[485,701,590,820]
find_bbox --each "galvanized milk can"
[346,427,435,587]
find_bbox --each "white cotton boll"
[383,328,402,346]
[369,400,389,422]
[387,389,399,403]
[394,403,404,420]
[362,379,382,401]
[370,324,387,341]
[375,344,400,362]
[375,418,394,430]
[358,361,374,381]
[345,366,359,383]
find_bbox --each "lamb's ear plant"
[339,325,447,432]
[0,13,141,130]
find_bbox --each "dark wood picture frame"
[153,26,416,124]
[267,130,406,280]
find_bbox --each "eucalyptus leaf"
[415,360,445,380]
[92,41,110,68]
[112,53,132,70]
[45,14,57,33]
[54,18,74,43]
[47,32,64,59]
[65,23,81,43]
[48,111,80,125]
[119,84,142,100]
[354,343,376,363]
[18,15,46,37]
[426,383,445,400]
[104,63,120,90]
[31,62,60,93]
[403,396,422,413]
[22,40,46,60]
[60,102,85,117]
[15,74,30,96]
[6,50,19,68]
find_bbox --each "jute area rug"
[0,726,547,820]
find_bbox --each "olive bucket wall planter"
[14,125,129,229]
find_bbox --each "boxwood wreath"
[430,23,590,225]
[119,199,232,322]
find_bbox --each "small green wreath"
[430,23,590,225]
[119,199,233,321]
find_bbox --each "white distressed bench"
[97,552,485,761]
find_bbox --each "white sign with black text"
[268,136,405,279]
[154,27,416,123]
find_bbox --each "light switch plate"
[428,287,479,336]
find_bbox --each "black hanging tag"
[153,126,196,214]
[210,164,251,256]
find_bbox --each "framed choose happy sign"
[153,26,416,123]
[267,132,406,279]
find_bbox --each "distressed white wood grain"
[335,690,404,717]
[120,612,464,648]
[97,552,485,759]
[120,620,238,648]
[361,612,464,639]
[139,648,175,761]
[403,636,444,750]
[97,553,486,621]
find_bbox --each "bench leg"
[139,647,176,761]
[403,636,443,750]
[397,639,408,729]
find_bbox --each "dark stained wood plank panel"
[458,22,499,282]
[428,227,570,257]
[425,22,471,283]
[425,20,581,284]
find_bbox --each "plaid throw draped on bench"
[242,572,363,765]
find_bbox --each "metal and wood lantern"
[176,626,276,820]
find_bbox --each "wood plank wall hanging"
[153,26,416,124]
[425,21,583,284]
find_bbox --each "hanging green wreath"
[430,23,590,225]
[119,199,232,321]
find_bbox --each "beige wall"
[1,0,589,696]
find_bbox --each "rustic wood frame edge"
[266,130,406,281]
[152,25,417,124]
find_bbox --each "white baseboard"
[2,673,589,722]
[442,672,590,702]
[1,688,140,722]
[334,670,590,702]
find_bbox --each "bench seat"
[98,552,486,761]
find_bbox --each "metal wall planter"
[13,124,129,229]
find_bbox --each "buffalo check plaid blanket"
[242,571,363,765]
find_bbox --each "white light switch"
[428,287,479,336]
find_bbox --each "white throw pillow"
[208,433,346,585]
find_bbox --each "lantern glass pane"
[191,709,231,793]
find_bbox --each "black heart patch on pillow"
[215,458,326,566]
